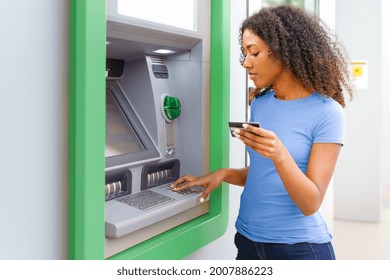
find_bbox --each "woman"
[172,5,354,260]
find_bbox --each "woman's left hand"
[233,124,286,162]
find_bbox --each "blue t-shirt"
[235,91,345,244]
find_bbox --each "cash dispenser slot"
[105,170,132,201]
[141,159,180,190]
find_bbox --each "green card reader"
[162,95,181,121]
[161,94,181,158]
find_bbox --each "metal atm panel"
[104,56,209,258]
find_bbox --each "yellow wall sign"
[352,64,363,76]
[351,60,368,89]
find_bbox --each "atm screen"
[106,89,145,157]
[105,82,160,169]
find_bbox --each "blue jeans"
[234,232,336,260]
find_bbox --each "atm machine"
[70,0,230,260]
[104,53,211,256]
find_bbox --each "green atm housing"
[70,0,230,259]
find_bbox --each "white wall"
[0,0,69,259]
[334,0,384,222]
[381,0,390,208]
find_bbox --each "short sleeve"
[312,101,345,145]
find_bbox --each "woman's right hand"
[171,170,226,202]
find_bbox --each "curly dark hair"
[240,5,354,107]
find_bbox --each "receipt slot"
[70,0,230,260]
